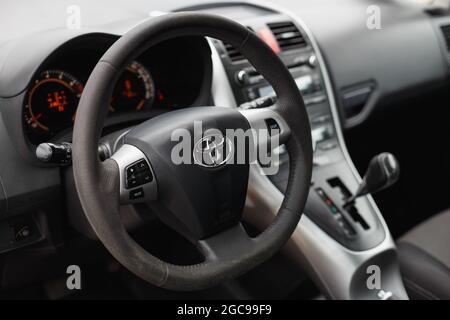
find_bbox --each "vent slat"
[268,21,307,52]
[270,26,299,34]
[275,32,302,40]
[277,38,307,46]
[224,43,245,62]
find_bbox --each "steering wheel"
[72,12,312,291]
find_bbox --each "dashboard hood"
[0,17,156,98]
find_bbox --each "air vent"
[268,21,307,51]
[224,43,246,62]
[441,25,450,51]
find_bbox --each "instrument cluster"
[23,36,209,145]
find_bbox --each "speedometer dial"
[110,61,155,112]
[23,62,155,144]
[24,70,83,144]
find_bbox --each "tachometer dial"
[24,70,83,144]
[110,61,154,112]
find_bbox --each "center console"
[203,2,409,300]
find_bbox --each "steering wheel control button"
[136,160,150,172]
[129,188,145,200]
[127,177,140,189]
[126,166,137,177]
[111,144,158,205]
[140,171,153,184]
[125,159,153,189]
[265,118,281,136]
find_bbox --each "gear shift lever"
[344,153,400,206]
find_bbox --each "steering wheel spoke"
[197,224,255,263]
[110,144,157,205]
[239,107,291,148]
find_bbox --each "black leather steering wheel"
[72,12,312,291]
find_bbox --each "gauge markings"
[110,61,155,112]
[24,61,156,145]
[24,70,83,141]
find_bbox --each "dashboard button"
[308,54,317,68]
[236,70,249,85]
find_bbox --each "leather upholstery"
[397,210,450,300]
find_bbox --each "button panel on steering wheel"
[111,144,157,205]
[126,159,153,189]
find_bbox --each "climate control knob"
[308,54,317,68]
[236,70,249,85]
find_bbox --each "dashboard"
[0,0,449,296]
[21,35,211,144]
[0,0,446,217]
[0,0,447,151]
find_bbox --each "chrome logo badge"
[193,133,233,168]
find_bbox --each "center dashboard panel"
[203,5,386,252]
[197,4,402,298]
[209,17,335,156]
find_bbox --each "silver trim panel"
[111,144,157,205]
[239,107,291,145]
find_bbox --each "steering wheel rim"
[72,12,312,291]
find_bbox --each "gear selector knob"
[345,153,400,205]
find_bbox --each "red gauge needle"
[32,113,42,122]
